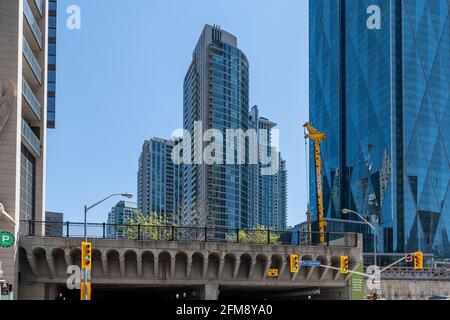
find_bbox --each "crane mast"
[304,122,327,245]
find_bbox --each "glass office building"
[183,25,250,231]
[137,138,183,224]
[309,0,450,257]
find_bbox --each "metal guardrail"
[21,119,41,157]
[22,38,42,83]
[33,0,43,17]
[380,267,450,281]
[20,221,359,247]
[24,0,42,48]
[22,77,41,119]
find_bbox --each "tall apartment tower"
[249,106,288,230]
[309,1,450,257]
[183,25,250,231]
[137,138,183,224]
[107,201,138,239]
[0,0,50,297]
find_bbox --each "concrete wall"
[382,280,450,300]
[0,0,22,299]
[18,236,363,300]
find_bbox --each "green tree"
[120,211,174,240]
[226,226,281,244]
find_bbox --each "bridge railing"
[19,220,359,247]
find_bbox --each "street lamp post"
[82,193,133,300]
[342,208,381,299]
[341,209,377,266]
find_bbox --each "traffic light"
[80,281,91,300]
[290,254,299,273]
[414,251,423,271]
[81,242,92,270]
[340,256,349,274]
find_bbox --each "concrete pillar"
[46,255,56,278]
[248,260,257,279]
[137,257,142,277]
[232,259,240,279]
[202,258,209,279]
[26,254,38,276]
[101,258,108,276]
[262,258,271,279]
[170,258,176,278]
[186,257,192,278]
[154,258,159,278]
[119,257,125,277]
[200,284,219,301]
[218,258,225,279]
[306,266,317,281]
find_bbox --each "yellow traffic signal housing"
[290,254,299,273]
[414,252,423,270]
[81,242,92,270]
[340,256,349,274]
[80,281,91,301]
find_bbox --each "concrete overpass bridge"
[18,234,362,300]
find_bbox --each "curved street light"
[82,192,133,300]
[342,208,377,267]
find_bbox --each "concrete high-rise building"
[137,138,183,224]
[249,106,288,230]
[183,25,250,231]
[0,0,50,297]
[309,1,450,258]
[45,211,63,237]
[107,201,138,239]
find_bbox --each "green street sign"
[0,231,15,248]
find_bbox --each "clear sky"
[47,0,310,226]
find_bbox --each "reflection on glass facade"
[309,0,450,258]
[183,25,250,231]
[47,0,57,128]
[137,138,183,224]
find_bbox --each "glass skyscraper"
[249,106,288,230]
[183,25,250,231]
[309,0,450,258]
[137,138,183,224]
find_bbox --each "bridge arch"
[191,252,204,280]
[51,247,67,277]
[175,252,188,279]
[237,253,252,280]
[206,253,220,279]
[158,251,171,280]
[106,249,121,277]
[254,254,269,279]
[141,251,155,278]
[124,250,138,277]
[222,253,236,280]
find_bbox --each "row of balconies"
[21,0,45,158]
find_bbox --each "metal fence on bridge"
[20,220,359,247]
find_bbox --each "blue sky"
[47,0,310,226]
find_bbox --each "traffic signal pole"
[83,205,88,301]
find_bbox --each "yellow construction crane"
[304,122,327,245]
